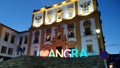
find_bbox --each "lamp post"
[96,29,101,51]
[96,29,108,68]
[109,63,114,68]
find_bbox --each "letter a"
[49,49,55,57]
[80,48,88,57]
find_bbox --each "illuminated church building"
[0,0,105,58]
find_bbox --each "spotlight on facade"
[96,29,100,34]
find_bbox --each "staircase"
[0,56,105,68]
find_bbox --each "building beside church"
[0,0,105,58]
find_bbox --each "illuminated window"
[24,36,28,44]
[46,35,51,41]
[11,35,15,44]
[57,32,62,39]
[34,31,40,43]
[87,44,93,53]
[4,32,9,42]
[8,48,13,55]
[19,37,23,45]
[1,46,7,54]
[68,31,74,38]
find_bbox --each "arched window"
[34,30,40,43]
[57,32,62,39]
[46,35,51,41]
[68,31,74,38]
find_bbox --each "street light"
[96,29,107,68]
[96,29,101,51]
[109,63,114,68]
[96,29,100,37]
[96,29,100,33]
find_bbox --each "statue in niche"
[47,10,52,22]
[67,4,74,17]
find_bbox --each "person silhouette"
[19,47,22,55]
[17,45,20,55]
[22,47,25,55]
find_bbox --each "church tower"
[27,0,105,56]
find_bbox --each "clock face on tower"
[33,13,43,27]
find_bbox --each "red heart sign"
[40,50,49,57]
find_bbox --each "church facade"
[0,0,105,58]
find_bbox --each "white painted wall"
[30,30,41,56]
[19,32,29,56]
[78,0,94,16]
[80,18,99,56]
[0,27,19,58]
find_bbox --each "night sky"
[0,0,120,54]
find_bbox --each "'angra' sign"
[36,48,88,58]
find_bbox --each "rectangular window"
[4,32,9,42]
[87,44,93,53]
[24,36,28,44]
[19,37,23,45]
[56,46,62,57]
[11,35,15,43]
[1,46,7,54]
[46,28,51,33]
[8,48,13,55]
[34,36,39,43]
[85,28,91,35]
[67,24,74,28]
